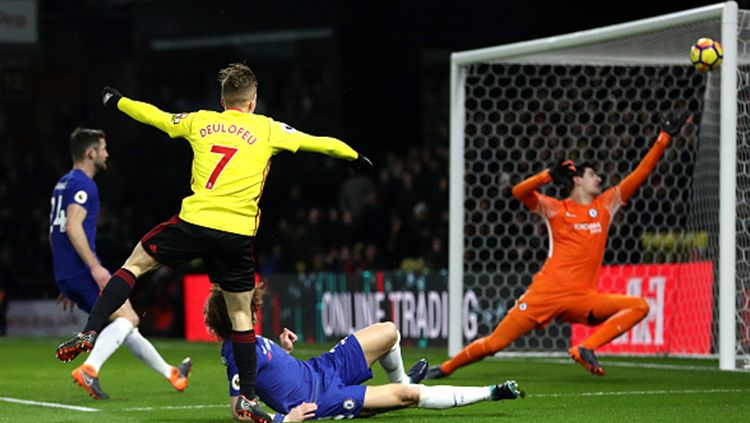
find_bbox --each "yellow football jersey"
[118,98,351,236]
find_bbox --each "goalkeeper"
[56,63,372,422]
[427,113,692,378]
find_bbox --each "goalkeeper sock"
[582,304,649,350]
[440,338,491,375]
[417,385,491,409]
[441,313,535,375]
[84,268,136,333]
[378,331,409,384]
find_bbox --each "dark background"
[0,0,734,334]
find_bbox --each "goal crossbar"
[448,1,740,369]
[452,3,726,65]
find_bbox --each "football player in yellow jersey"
[56,63,372,422]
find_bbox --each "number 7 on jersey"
[206,145,238,189]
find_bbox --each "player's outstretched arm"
[511,167,556,210]
[297,136,373,173]
[100,86,193,139]
[296,136,357,159]
[617,112,692,202]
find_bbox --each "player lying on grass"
[204,286,524,421]
[427,113,692,379]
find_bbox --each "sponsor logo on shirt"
[565,212,576,218]
[54,182,67,190]
[573,222,602,234]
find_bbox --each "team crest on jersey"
[172,112,188,124]
[231,374,240,392]
[74,190,88,204]
[588,208,598,218]
[280,122,296,133]
[518,302,528,311]
[342,398,356,411]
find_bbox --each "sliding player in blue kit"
[204,286,524,421]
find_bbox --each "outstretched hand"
[90,264,112,289]
[101,86,123,109]
[660,112,693,137]
[279,327,298,353]
[549,160,576,185]
[285,402,318,422]
[349,153,373,174]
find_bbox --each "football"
[690,37,723,72]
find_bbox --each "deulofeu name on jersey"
[573,222,602,234]
[199,123,257,145]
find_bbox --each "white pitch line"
[538,359,721,372]
[0,397,99,412]
[124,404,226,411]
[531,388,747,398]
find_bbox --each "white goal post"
[449,1,748,370]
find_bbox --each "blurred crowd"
[255,147,449,275]
[0,63,450,309]
[0,141,450,297]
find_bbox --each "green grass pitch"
[1,337,749,422]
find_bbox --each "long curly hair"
[203,284,265,341]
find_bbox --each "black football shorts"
[140,215,256,292]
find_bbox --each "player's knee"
[124,244,159,276]
[379,321,398,346]
[126,314,140,327]
[115,308,140,326]
[633,297,650,318]
[397,385,421,406]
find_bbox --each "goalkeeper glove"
[101,87,122,109]
[660,112,692,137]
[549,160,577,185]
[349,153,373,174]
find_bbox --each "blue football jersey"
[49,169,100,280]
[222,336,317,414]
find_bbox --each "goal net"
[448,2,750,370]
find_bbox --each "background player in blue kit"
[204,286,524,421]
[49,127,192,399]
